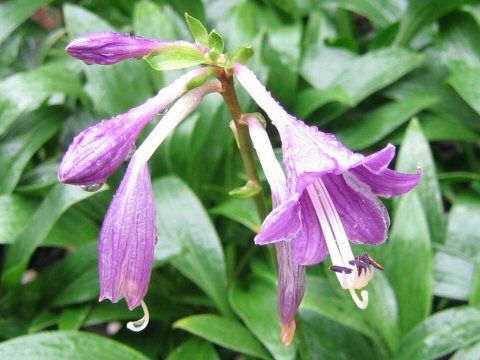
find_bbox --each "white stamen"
[307,179,372,309]
[127,300,150,332]
[349,288,369,309]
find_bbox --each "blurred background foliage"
[0,0,480,359]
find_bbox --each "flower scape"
[59,14,421,345]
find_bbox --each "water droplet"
[125,143,136,162]
[80,183,104,192]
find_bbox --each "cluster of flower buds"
[59,13,421,345]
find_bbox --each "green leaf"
[299,309,381,360]
[385,192,433,336]
[434,251,474,301]
[0,331,149,359]
[300,45,356,90]
[470,255,480,307]
[229,276,297,360]
[37,243,98,307]
[394,0,469,46]
[338,96,438,150]
[333,47,423,104]
[0,62,82,136]
[185,13,209,47]
[301,275,373,339]
[64,4,152,116]
[363,271,401,353]
[145,45,206,71]
[0,109,63,194]
[445,194,480,258]
[208,30,224,53]
[393,306,480,360]
[166,339,219,360]
[322,0,406,28]
[153,176,231,316]
[452,341,480,360]
[0,0,53,45]
[211,198,260,233]
[396,119,446,243]
[133,0,179,41]
[58,305,92,331]
[420,113,480,142]
[0,194,35,245]
[174,314,271,359]
[2,184,106,287]
[447,63,480,116]
[440,12,480,68]
[293,86,353,119]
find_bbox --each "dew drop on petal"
[80,183,104,192]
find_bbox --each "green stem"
[218,70,276,280]
[217,70,267,220]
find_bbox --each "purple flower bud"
[58,68,210,186]
[66,32,162,65]
[99,158,156,310]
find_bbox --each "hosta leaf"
[385,192,433,336]
[394,307,480,360]
[2,184,106,287]
[396,119,446,243]
[0,331,148,359]
[173,314,270,359]
[153,176,231,316]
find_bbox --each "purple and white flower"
[58,67,211,187]
[235,64,421,309]
[247,115,305,346]
[66,32,202,65]
[96,81,221,330]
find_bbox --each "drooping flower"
[235,64,421,308]
[66,32,202,65]
[58,67,211,187]
[96,81,221,330]
[247,115,305,346]
[98,158,156,312]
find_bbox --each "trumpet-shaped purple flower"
[58,68,211,186]
[66,32,200,65]
[247,115,305,346]
[95,81,221,330]
[235,64,421,308]
[99,158,156,312]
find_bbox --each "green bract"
[184,13,209,47]
[144,44,206,71]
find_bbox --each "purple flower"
[66,32,165,65]
[58,67,210,186]
[236,64,421,308]
[247,115,305,346]
[98,158,156,315]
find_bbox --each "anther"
[330,265,353,274]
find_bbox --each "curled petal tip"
[280,321,296,346]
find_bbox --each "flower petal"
[277,241,305,345]
[66,32,161,65]
[58,68,210,186]
[350,166,421,198]
[254,199,301,245]
[291,192,329,265]
[355,144,395,172]
[322,173,390,245]
[99,160,157,310]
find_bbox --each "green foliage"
[1,0,480,359]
